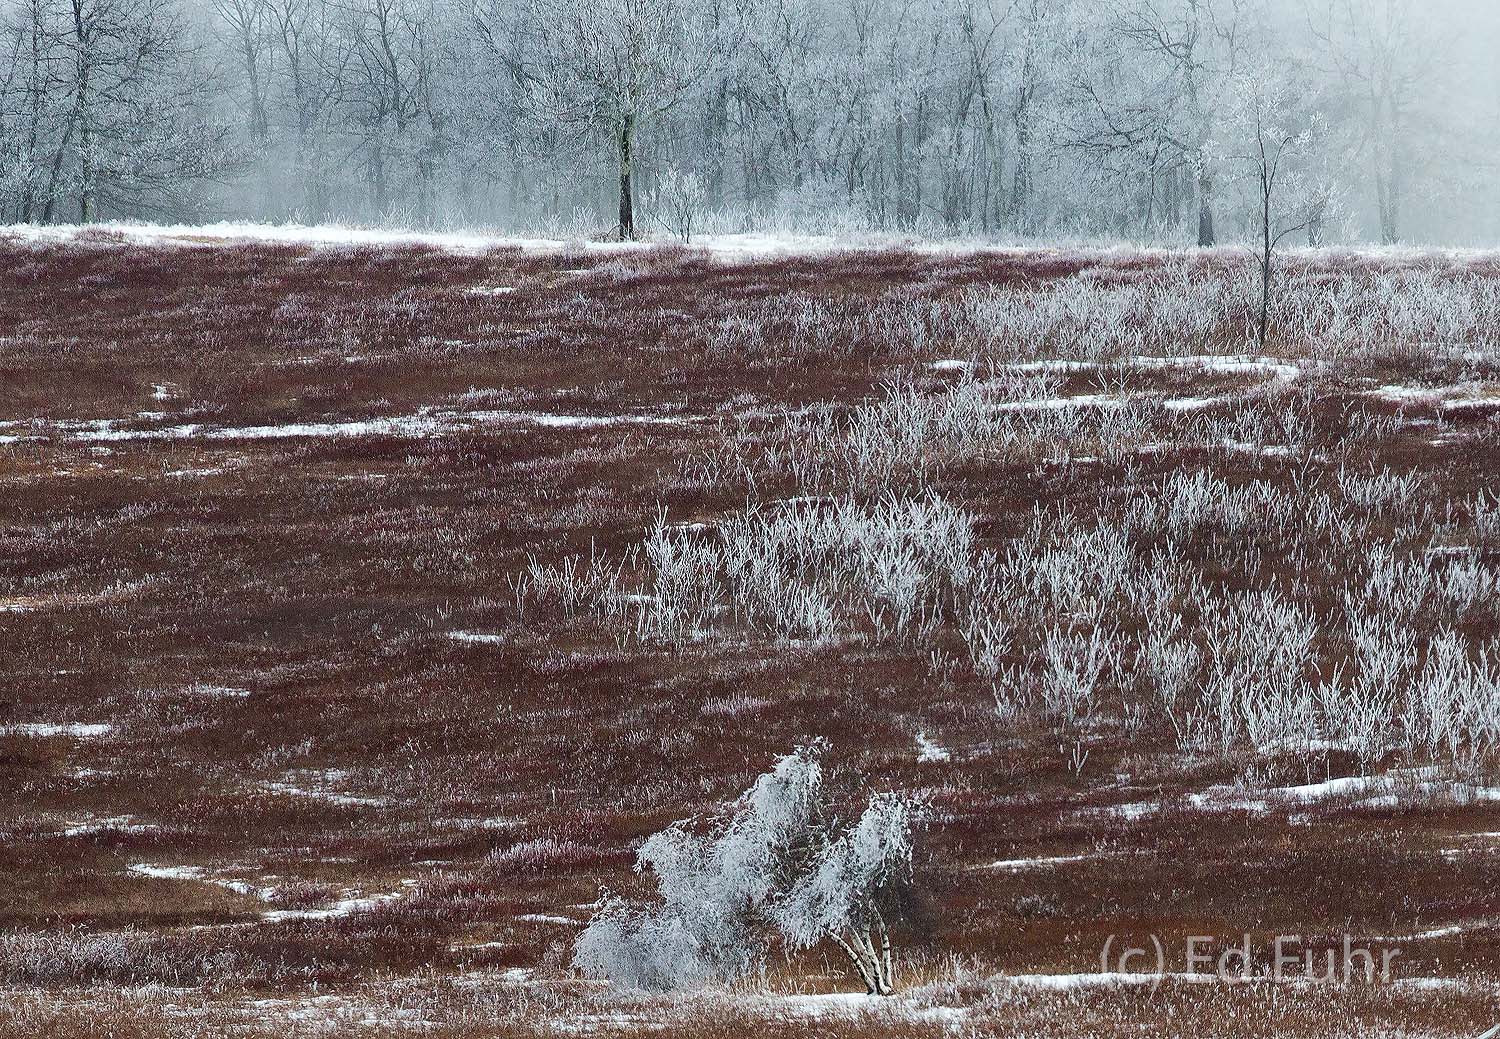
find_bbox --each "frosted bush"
[770,792,915,995]
[633,493,976,646]
[574,745,918,995]
[1337,465,1422,513]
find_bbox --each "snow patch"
[978,852,1106,871]
[189,684,252,699]
[261,892,401,923]
[447,630,506,645]
[0,407,702,444]
[0,721,115,739]
[999,971,1218,991]
[259,769,389,807]
[1006,354,1302,380]
[1372,383,1500,411]
[128,863,206,881]
[915,732,951,763]
[62,815,151,837]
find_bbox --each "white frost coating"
[0,721,115,738]
[0,407,701,444]
[447,631,506,645]
[915,732,950,763]
[574,746,824,992]
[978,852,1106,871]
[573,745,918,995]
[261,892,400,922]
[771,793,915,951]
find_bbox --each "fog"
[1,0,1497,244]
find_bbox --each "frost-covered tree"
[769,791,915,995]
[6,0,1499,239]
[1061,0,1254,245]
[497,0,717,239]
[0,0,233,221]
[1218,64,1331,349]
[1305,0,1445,245]
[572,743,920,995]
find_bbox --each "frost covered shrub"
[758,374,1164,491]
[953,262,1249,362]
[484,837,599,875]
[0,928,243,987]
[572,900,744,992]
[573,745,918,995]
[769,791,916,995]
[632,493,976,646]
[705,257,1500,368]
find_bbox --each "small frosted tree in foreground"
[1218,65,1333,351]
[573,744,919,995]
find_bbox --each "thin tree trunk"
[875,910,894,992]
[40,112,78,224]
[1258,166,1272,352]
[618,110,635,239]
[827,931,879,994]
[1196,170,1214,247]
[71,0,92,222]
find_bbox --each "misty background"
[0,0,1496,244]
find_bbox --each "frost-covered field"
[3,225,1500,1037]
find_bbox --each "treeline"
[1,0,1496,242]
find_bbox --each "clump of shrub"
[573,743,919,996]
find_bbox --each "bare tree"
[261,0,349,220]
[0,0,233,222]
[500,0,715,239]
[1221,65,1327,350]
[213,0,271,146]
[1306,0,1447,245]
[7,0,1498,238]
[1062,0,1251,244]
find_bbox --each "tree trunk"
[71,0,92,222]
[1377,163,1402,245]
[370,135,387,218]
[829,927,895,996]
[1258,169,1272,352]
[40,117,77,224]
[618,110,636,240]
[1196,170,1215,247]
[1012,117,1032,229]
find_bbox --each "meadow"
[2,227,1499,1036]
